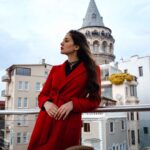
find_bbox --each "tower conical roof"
[82,0,104,27]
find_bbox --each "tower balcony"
[1,75,10,82]
[1,90,10,97]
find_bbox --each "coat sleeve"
[38,66,55,110]
[72,66,101,112]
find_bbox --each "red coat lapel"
[58,61,86,91]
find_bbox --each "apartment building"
[118,55,150,149]
[82,63,140,150]
[0,100,5,150]
[1,61,52,150]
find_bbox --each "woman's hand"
[55,101,73,120]
[44,101,58,117]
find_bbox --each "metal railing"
[0,104,150,150]
[0,104,150,115]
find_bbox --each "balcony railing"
[1,75,10,82]
[1,90,11,97]
[0,104,150,150]
[0,104,150,115]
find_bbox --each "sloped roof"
[82,0,104,27]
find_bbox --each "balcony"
[1,90,10,97]
[1,75,10,82]
[0,105,150,150]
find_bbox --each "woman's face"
[60,33,78,55]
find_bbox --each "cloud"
[0,0,149,64]
[0,30,30,69]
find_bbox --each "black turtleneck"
[65,60,80,76]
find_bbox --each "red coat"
[28,61,101,150]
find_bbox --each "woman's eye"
[65,40,69,42]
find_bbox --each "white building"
[82,63,140,150]
[118,55,150,148]
[82,113,127,150]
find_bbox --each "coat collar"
[58,60,86,91]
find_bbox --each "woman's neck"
[68,56,79,63]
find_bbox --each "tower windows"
[92,13,96,19]
[102,41,107,52]
[93,40,99,53]
[109,43,113,53]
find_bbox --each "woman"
[28,30,101,150]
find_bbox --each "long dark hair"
[68,30,101,101]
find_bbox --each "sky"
[0,0,150,99]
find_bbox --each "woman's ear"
[75,45,80,51]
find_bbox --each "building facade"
[82,63,140,150]
[1,62,52,150]
[118,55,150,149]
[0,101,5,150]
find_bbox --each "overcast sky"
[0,0,150,99]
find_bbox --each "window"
[24,81,29,90]
[101,68,109,80]
[17,97,22,108]
[45,71,48,77]
[143,127,149,134]
[120,144,122,150]
[137,112,139,120]
[138,129,140,144]
[93,44,98,53]
[116,145,119,150]
[109,43,113,53]
[23,132,28,143]
[110,122,114,133]
[83,123,90,132]
[131,112,134,120]
[131,130,135,145]
[125,87,128,97]
[123,143,126,150]
[18,81,23,90]
[102,41,107,52]
[138,66,143,76]
[127,113,129,120]
[92,13,96,19]
[16,67,31,76]
[124,69,128,73]
[18,81,29,90]
[112,146,115,150]
[102,86,112,99]
[35,97,38,108]
[23,98,28,108]
[17,132,21,144]
[93,41,99,53]
[36,82,41,91]
[130,85,137,97]
[121,120,125,130]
